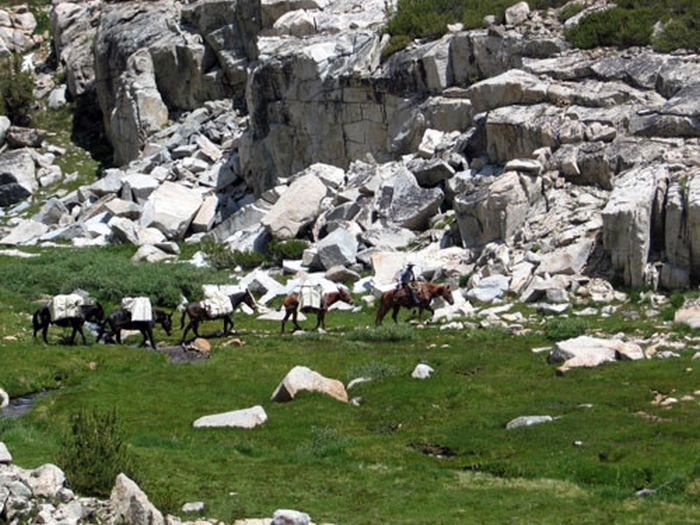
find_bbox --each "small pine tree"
[0,53,35,124]
[58,408,138,497]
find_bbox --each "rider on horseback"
[397,262,419,306]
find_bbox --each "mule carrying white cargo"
[121,297,153,322]
[49,294,85,321]
[202,290,233,317]
[299,284,323,310]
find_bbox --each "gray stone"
[0,220,49,245]
[262,174,327,239]
[271,366,348,403]
[132,244,176,263]
[374,165,443,230]
[191,195,218,233]
[272,509,311,525]
[0,442,11,464]
[48,85,68,110]
[467,274,510,303]
[505,1,530,26]
[0,387,8,408]
[140,182,204,239]
[182,501,206,514]
[29,464,66,498]
[506,415,553,430]
[111,474,164,525]
[317,228,358,270]
[548,336,645,374]
[536,239,594,276]
[193,405,268,429]
[0,115,9,146]
[411,363,434,379]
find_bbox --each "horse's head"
[338,286,354,306]
[244,289,259,311]
[440,284,454,305]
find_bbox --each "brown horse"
[281,287,354,333]
[180,290,257,343]
[375,282,454,325]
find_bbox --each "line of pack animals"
[31,282,454,347]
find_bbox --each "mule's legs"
[77,322,87,345]
[392,305,400,323]
[281,308,291,333]
[42,322,50,344]
[146,327,156,349]
[181,321,192,343]
[224,314,233,335]
[192,319,201,338]
[292,307,302,331]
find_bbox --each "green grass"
[4,248,700,523]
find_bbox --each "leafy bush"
[544,317,589,341]
[231,250,267,269]
[347,324,415,342]
[0,53,35,125]
[296,426,351,459]
[267,239,309,264]
[347,361,401,380]
[654,12,700,52]
[558,2,585,22]
[59,408,137,497]
[565,6,658,48]
[0,246,227,306]
[670,293,685,310]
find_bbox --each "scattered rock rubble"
[0,442,319,525]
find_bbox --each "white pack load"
[121,297,153,322]
[202,289,233,317]
[299,284,323,310]
[49,294,85,321]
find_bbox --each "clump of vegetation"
[348,324,415,342]
[558,2,585,22]
[296,426,352,459]
[267,239,309,265]
[0,246,226,305]
[0,53,35,125]
[566,0,700,52]
[59,408,138,497]
[544,317,589,341]
[347,361,401,380]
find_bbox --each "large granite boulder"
[110,473,165,525]
[139,181,204,239]
[373,165,443,230]
[548,336,645,375]
[271,366,348,403]
[262,173,328,239]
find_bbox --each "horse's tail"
[32,308,40,337]
[180,308,187,329]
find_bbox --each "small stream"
[1,390,55,419]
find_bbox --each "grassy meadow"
[2,248,700,523]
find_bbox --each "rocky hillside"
[1,0,700,303]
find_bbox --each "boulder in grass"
[271,366,348,403]
[272,509,311,525]
[0,387,9,408]
[548,336,644,374]
[0,442,12,464]
[411,363,434,379]
[506,415,553,430]
[111,474,164,525]
[193,405,268,429]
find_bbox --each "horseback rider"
[397,262,419,305]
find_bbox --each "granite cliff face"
[2,0,700,298]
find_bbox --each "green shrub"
[348,324,415,342]
[558,2,585,22]
[565,6,658,49]
[0,53,35,124]
[544,317,589,341]
[231,250,267,270]
[267,239,309,264]
[59,408,138,497]
[296,426,351,459]
[0,246,226,306]
[347,361,401,380]
[654,13,700,52]
[670,293,685,310]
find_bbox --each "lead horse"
[32,302,105,344]
[375,282,454,325]
[97,308,174,349]
[180,289,257,342]
[281,287,354,333]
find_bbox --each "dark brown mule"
[32,302,105,345]
[97,308,174,349]
[375,282,454,325]
[281,287,354,333]
[180,290,257,343]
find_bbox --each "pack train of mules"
[30,278,453,346]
